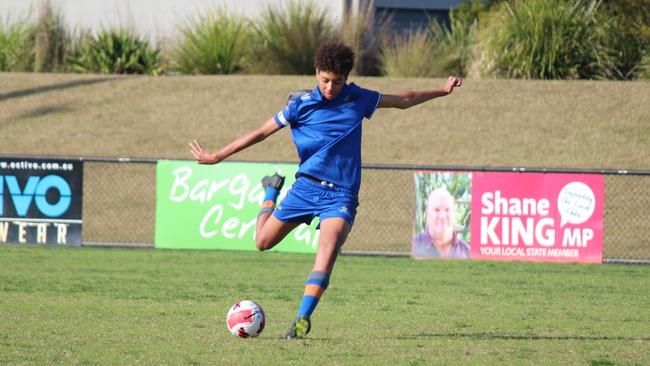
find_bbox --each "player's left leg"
[311,217,350,273]
[285,217,350,339]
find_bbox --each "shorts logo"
[339,206,348,213]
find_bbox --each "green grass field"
[1,246,648,365]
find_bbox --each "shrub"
[338,4,390,76]
[0,12,36,71]
[601,0,650,79]
[606,18,645,79]
[34,0,69,72]
[601,0,650,41]
[252,0,334,74]
[70,29,164,75]
[429,0,500,77]
[429,8,478,77]
[173,9,251,74]
[475,0,617,79]
[380,29,437,77]
[637,48,650,79]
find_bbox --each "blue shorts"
[273,176,359,228]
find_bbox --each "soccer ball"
[226,300,265,338]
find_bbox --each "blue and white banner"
[0,158,83,246]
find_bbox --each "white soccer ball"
[226,300,266,338]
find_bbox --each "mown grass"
[0,73,648,169]
[0,246,648,365]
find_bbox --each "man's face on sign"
[426,189,455,241]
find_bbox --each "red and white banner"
[470,172,603,263]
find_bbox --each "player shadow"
[268,335,334,342]
[0,77,117,102]
[399,332,650,342]
[15,104,74,119]
[0,102,76,129]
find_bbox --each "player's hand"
[444,76,462,94]
[189,139,221,164]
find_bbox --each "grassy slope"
[1,73,649,255]
[0,246,648,365]
[1,72,649,169]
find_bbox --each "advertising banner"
[412,171,604,263]
[0,157,83,246]
[155,160,319,253]
[470,172,604,263]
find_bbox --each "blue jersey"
[273,83,381,193]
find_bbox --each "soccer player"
[190,41,462,339]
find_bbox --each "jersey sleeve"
[361,87,381,119]
[274,99,299,128]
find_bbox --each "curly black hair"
[313,41,355,76]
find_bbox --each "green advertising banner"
[155,160,319,253]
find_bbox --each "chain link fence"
[76,158,650,263]
[83,161,155,247]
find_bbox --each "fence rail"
[3,155,649,263]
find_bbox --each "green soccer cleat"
[284,316,311,339]
[261,173,286,191]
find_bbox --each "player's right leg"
[255,173,299,251]
[257,173,285,223]
[255,214,299,251]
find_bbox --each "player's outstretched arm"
[378,76,462,109]
[189,118,281,164]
